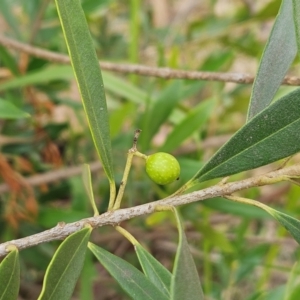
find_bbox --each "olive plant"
[1,0,300,299]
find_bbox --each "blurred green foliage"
[1,0,300,299]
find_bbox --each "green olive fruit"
[145,152,180,185]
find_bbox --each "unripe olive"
[145,152,180,185]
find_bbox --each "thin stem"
[132,129,142,151]
[82,164,99,216]
[107,180,117,211]
[113,152,134,210]
[0,163,300,257]
[113,129,144,210]
[115,226,139,245]
[225,195,279,215]
[167,178,196,198]
[0,161,102,194]
[134,151,148,160]
[154,204,174,212]
[1,34,300,85]
[225,195,266,209]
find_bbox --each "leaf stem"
[225,195,267,210]
[108,180,117,211]
[112,152,134,210]
[82,164,99,215]
[115,226,139,245]
[112,129,146,210]
[167,178,196,197]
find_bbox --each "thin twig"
[0,161,102,194]
[1,34,300,85]
[1,163,300,257]
[0,134,231,194]
[132,129,142,151]
[113,129,144,210]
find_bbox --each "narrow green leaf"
[228,197,300,245]
[0,66,147,106]
[265,207,300,245]
[292,0,300,50]
[286,286,300,300]
[38,227,92,300]
[284,261,300,300]
[109,103,135,138]
[197,224,234,253]
[140,81,184,150]
[247,0,297,120]
[0,0,21,38]
[193,88,300,183]
[254,0,281,20]
[170,208,204,300]
[0,98,30,119]
[81,0,111,13]
[0,248,20,300]
[160,99,215,152]
[0,46,20,76]
[55,0,115,182]
[0,65,74,92]
[102,71,148,104]
[135,244,171,297]
[79,251,97,300]
[129,0,140,79]
[82,164,98,216]
[89,243,168,300]
[255,286,285,300]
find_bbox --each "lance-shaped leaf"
[284,260,300,300]
[89,243,168,300]
[0,247,20,300]
[0,65,147,106]
[38,226,92,300]
[0,65,74,92]
[264,207,300,245]
[55,0,114,183]
[135,244,172,297]
[140,81,184,151]
[227,196,300,246]
[247,0,298,120]
[0,98,30,119]
[192,88,300,183]
[0,0,21,39]
[82,164,98,216]
[293,0,300,50]
[0,45,20,76]
[160,99,215,152]
[170,208,204,300]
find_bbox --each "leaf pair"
[0,227,92,300]
[89,208,204,300]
